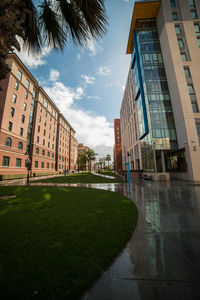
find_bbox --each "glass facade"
[131,19,178,171]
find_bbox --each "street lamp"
[25,151,31,186]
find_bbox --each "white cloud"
[81,74,95,85]
[97,66,111,76]
[44,82,84,109]
[87,96,100,100]
[86,39,103,56]
[15,45,52,69]
[105,81,124,89]
[49,69,60,82]
[43,73,114,150]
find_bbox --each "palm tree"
[77,151,87,171]
[105,154,111,170]
[0,0,108,83]
[86,149,97,172]
[98,158,103,171]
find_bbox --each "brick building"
[0,53,78,177]
[114,119,122,173]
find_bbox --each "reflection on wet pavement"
[81,180,200,300]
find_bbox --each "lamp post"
[153,142,157,173]
[25,151,31,186]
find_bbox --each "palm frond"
[71,0,108,39]
[22,0,42,53]
[39,0,67,50]
[55,0,89,45]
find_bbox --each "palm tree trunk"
[0,1,26,86]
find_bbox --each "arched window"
[5,137,12,147]
[36,148,39,154]
[47,151,50,157]
[42,150,45,156]
[18,142,23,150]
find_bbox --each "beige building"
[0,53,78,177]
[121,0,200,181]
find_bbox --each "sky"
[16,0,134,159]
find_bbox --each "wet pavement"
[81,180,200,300]
[1,176,200,299]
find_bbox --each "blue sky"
[16,0,134,158]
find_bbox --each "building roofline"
[8,52,38,85]
[8,52,76,134]
[126,0,161,54]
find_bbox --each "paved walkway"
[1,175,200,299]
[82,180,200,300]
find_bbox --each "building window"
[17,69,22,81]
[184,67,191,78]
[10,107,15,117]
[170,0,176,8]
[12,94,17,103]
[32,89,37,98]
[37,136,39,143]
[8,121,13,131]
[16,158,22,167]
[25,91,28,99]
[2,156,10,166]
[47,151,50,157]
[21,114,25,123]
[44,120,47,127]
[47,163,49,169]
[177,38,184,49]
[181,52,187,61]
[42,150,45,156]
[45,111,47,117]
[23,102,27,111]
[44,129,46,136]
[175,24,181,34]
[35,161,38,168]
[43,139,45,146]
[48,142,50,148]
[36,147,39,154]
[15,81,19,90]
[192,102,199,112]
[194,23,200,36]
[189,0,195,8]
[188,84,195,95]
[172,12,178,20]
[39,115,41,122]
[20,127,23,136]
[38,125,40,132]
[40,106,42,112]
[41,97,44,104]
[25,79,30,89]
[41,162,44,168]
[194,23,200,47]
[5,137,12,147]
[18,142,23,150]
[51,163,54,169]
[52,153,54,158]
[52,144,54,150]
[191,10,198,19]
[195,119,200,136]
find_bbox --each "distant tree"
[102,157,106,170]
[0,0,108,85]
[105,154,111,170]
[77,151,87,171]
[98,158,103,170]
[86,149,97,172]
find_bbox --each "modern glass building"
[120,0,200,181]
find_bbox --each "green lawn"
[35,172,124,183]
[0,186,138,299]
